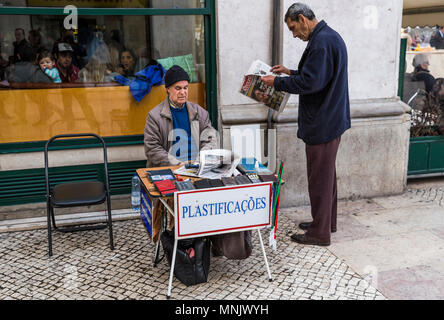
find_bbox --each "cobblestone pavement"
[0,213,385,300]
[407,186,444,206]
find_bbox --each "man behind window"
[54,42,79,83]
[430,26,444,50]
[261,3,351,247]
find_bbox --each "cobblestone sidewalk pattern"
[0,213,385,300]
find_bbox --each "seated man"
[144,65,217,167]
[412,53,436,93]
[144,65,217,242]
[6,44,51,84]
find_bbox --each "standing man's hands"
[262,65,291,87]
[270,65,291,75]
[261,75,275,87]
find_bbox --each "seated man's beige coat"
[144,97,217,242]
[144,97,217,167]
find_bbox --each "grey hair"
[412,54,429,68]
[285,3,316,22]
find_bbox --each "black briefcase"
[160,230,211,287]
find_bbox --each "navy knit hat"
[164,65,190,88]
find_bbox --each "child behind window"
[36,50,62,83]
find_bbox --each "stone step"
[0,208,139,233]
[0,195,131,221]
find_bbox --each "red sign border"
[175,183,273,239]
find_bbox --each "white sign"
[174,182,273,239]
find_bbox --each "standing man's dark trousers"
[305,136,341,242]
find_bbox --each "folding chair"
[45,133,114,256]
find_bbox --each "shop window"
[400,26,444,138]
[0,11,207,144]
[0,0,205,9]
[0,14,205,86]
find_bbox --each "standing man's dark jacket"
[430,30,444,49]
[274,20,350,145]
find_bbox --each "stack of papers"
[174,149,241,179]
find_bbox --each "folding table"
[136,166,273,299]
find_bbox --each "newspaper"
[240,60,290,113]
[174,149,240,179]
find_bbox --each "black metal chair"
[45,133,114,256]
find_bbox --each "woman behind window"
[78,42,117,83]
[119,48,137,78]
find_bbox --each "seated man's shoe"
[211,245,223,257]
[290,233,330,246]
[298,221,337,233]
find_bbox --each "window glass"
[0,0,205,8]
[400,26,444,138]
[0,13,206,143]
[0,14,205,84]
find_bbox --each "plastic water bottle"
[131,174,141,212]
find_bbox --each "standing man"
[430,26,444,50]
[262,3,350,246]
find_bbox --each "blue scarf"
[114,63,166,103]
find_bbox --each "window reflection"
[0,10,207,144]
[401,27,444,138]
[0,14,205,87]
[0,0,205,9]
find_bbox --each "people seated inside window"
[2,18,202,88]
[6,44,51,83]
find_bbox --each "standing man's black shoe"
[290,233,330,246]
[298,221,337,233]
